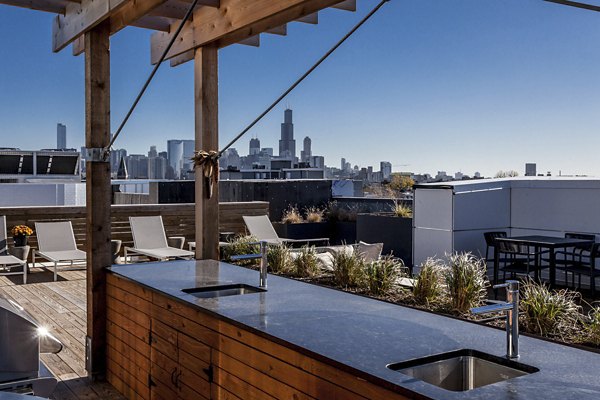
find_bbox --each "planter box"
[356,213,413,266]
[328,221,356,245]
[273,222,330,242]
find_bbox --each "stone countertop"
[109,260,600,400]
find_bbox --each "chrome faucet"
[230,241,268,289]
[471,280,520,359]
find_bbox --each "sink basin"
[387,349,538,392]
[182,284,266,299]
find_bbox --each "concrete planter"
[356,213,413,266]
[273,222,330,241]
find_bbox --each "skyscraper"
[167,140,184,179]
[249,138,260,155]
[279,109,296,159]
[380,161,392,181]
[167,139,195,179]
[525,163,537,176]
[57,123,67,149]
[301,136,312,163]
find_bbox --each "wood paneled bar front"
[106,273,411,400]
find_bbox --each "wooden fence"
[0,202,269,255]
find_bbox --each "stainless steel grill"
[0,295,62,397]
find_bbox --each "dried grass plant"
[413,257,445,307]
[281,206,304,224]
[443,252,489,314]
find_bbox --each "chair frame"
[32,221,87,281]
[242,215,329,247]
[0,216,27,284]
[124,216,194,263]
[496,239,546,282]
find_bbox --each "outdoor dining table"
[493,235,595,286]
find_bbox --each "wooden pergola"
[0,0,358,378]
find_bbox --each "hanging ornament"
[192,150,220,198]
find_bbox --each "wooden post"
[84,20,111,379]
[194,45,219,259]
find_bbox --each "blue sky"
[2,0,600,177]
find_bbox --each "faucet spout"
[229,240,268,289]
[471,280,520,359]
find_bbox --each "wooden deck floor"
[0,268,125,400]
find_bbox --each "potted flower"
[11,225,33,247]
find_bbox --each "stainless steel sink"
[387,349,538,391]
[182,284,266,299]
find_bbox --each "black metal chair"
[562,242,600,298]
[496,239,546,282]
[484,231,507,264]
[544,232,595,278]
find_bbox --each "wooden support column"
[194,45,219,259]
[84,20,111,379]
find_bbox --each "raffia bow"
[192,150,220,198]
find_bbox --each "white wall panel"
[512,188,600,233]
[413,228,453,269]
[453,188,510,230]
[414,188,453,230]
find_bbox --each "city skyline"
[3,1,600,177]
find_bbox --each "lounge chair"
[242,215,329,247]
[32,221,87,281]
[0,216,27,284]
[124,216,194,263]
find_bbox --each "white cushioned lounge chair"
[32,221,86,281]
[0,216,27,284]
[242,215,329,246]
[124,216,194,263]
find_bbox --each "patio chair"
[0,216,27,284]
[561,242,600,297]
[242,215,329,247]
[32,221,87,281]
[483,231,507,263]
[124,216,194,263]
[496,239,546,282]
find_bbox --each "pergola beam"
[0,0,67,14]
[332,0,355,11]
[150,0,347,64]
[52,0,129,53]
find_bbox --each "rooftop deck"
[0,269,124,400]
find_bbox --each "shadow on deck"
[0,269,125,400]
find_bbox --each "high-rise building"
[279,109,296,159]
[148,156,167,179]
[222,148,241,169]
[249,138,261,155]
[57,123,67,149]
[525,163,537,177]
[301,136,312,162]
[167,140,183,179]
[167,140,195,179]
[341,158,346,171]
[110,149,127,173]
[311,156,325,169]
[380,161,392,181]
[125,154,149,179]
[148,145,158,158]
[182,140,195,177]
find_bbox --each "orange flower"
[11,225,33,237]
